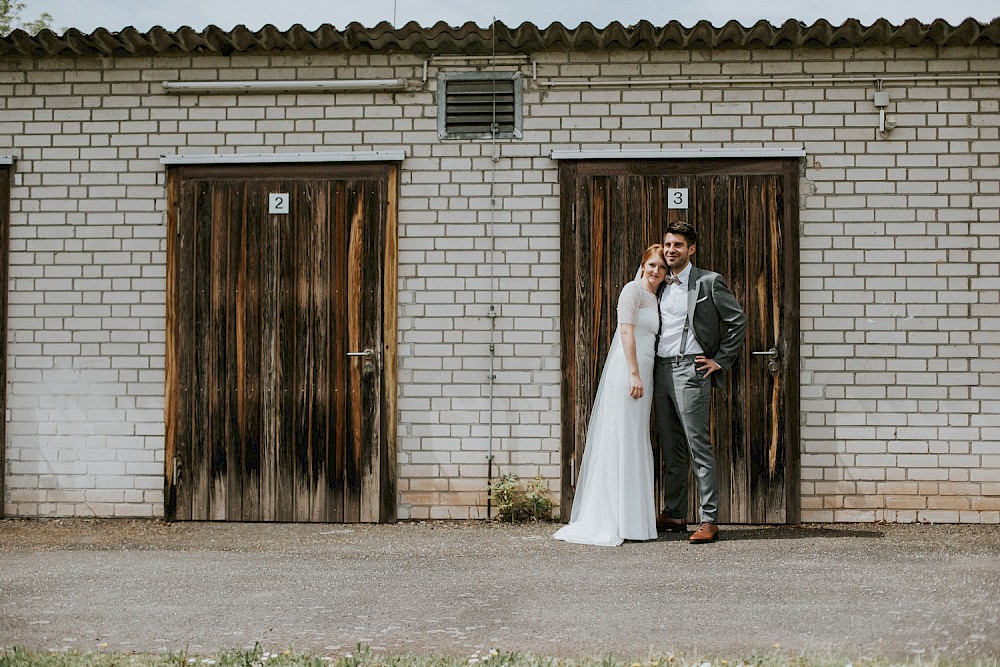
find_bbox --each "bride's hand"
[629,373,644,399]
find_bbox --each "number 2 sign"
[667,188,688,209]
[269,193,289,214]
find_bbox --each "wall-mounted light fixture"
[873,88,897,137]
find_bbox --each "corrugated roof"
[2,17,999,58]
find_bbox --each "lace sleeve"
[616,281,644,326]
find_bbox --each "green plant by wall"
[488,473,553,522]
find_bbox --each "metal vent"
[438,72,523,140]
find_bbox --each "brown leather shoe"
[656,513,687,533]
[689,522,719,544]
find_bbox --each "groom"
[653,220,747,544]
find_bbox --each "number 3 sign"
[269,193,290,214]
[667,188,688,209]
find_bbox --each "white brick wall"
[2,42,998,522]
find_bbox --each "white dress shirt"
[657,262,705,358]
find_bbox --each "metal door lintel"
[550,148,806,160]
[160,151,407,166]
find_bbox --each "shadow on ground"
[721,525,884,540]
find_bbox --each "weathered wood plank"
[741,175,770,523]
[292,180,313,522]
[308,181,331,522]
[180,177,196,520]
[191,181,213,521]
[259,183,280,521]
[240,184,263,521]
[0,166,10,518]
[345,181,364,523]
[225,183,245,521]
[381,165,399,523]
[276,181,296,522]
[558,161,578,522]
[647,175,665,516]
[164,169,180,521]
[764,175,786,524]
[728,175,751,524]
[329,180,348,523]
[782,160,802,524]
[360,178,386,523]
[217,181,239,521]
[208,183,230,520]
[575,175,597,501]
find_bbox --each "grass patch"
[1,645,995,667]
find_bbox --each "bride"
[554,244,667,546]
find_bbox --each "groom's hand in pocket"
[695,355,721,379]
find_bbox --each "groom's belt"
[655,353,699,364]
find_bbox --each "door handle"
[752,347,779,372]
[347,348,375,374]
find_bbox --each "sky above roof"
[17,0,1000,33]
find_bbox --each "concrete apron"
[1,520,998,661]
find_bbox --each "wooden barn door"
[166,162,397,522]
[560,158,799,524]
[0,164,9,518]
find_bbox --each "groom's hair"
[665,220,698,247]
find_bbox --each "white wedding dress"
[554,280,658,546]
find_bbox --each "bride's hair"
[639,244,666,274]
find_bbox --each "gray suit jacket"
[659,264,748,388]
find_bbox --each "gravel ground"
[1,519,998,660]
